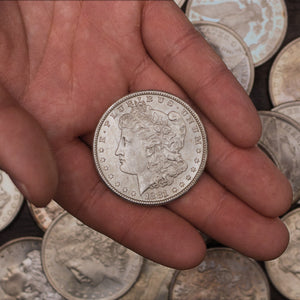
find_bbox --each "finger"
[167,173,289,261]
[141,1,261,148]
[0,86,58,206]
[202,113,292,217]
[54,139,206,269]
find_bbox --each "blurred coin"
[28,199,64,231]
[258,111,300,203]
[258,141,280,168]
[120,259,175,300]
[93,90,207,205]
[272,100,300,123]
[185,0,287,66]
[265,208,300,299]
[194,21,254,94]
[42,212,143,300]
[269,38,300,106]
[0,237,63,299]
[169,247,270,300]
[0,169,23,231]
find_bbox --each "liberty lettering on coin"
[93,91,207,205]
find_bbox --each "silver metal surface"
[269,38,300,106]
[265,208,300,299]
[169,247,270,300]
[42,212,143,300]
[28,199,64,231]
[120,259,175,300]
[0,237,63,299]
[93,90,207,205]
[0,169,23,231]
[174,0,186,8]
[259,111,300,203]
[272,100,300,124]
[186,0,288,66]
[194,21,254,94]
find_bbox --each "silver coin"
[120,259,175,300]
[194,21,254,94]
[169,247,270,300]
[258,141,281,168]
[28,199,65,231]
[42,212,143,300]
[272,100,300,124]
[0,169,23,231]
[0,237,64,300]
[258,111,300,203]
[269,38,300,106]
[185,0,288,66]
[93,90,207,205]
[265,208,300,299]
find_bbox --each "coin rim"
[185,0,288,67]
[93,90,208,205]
[269,38,300,107]
[193,20,255,94]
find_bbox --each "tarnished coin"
[265,208,300,299]
[120,259,175,300]
[194,21,254,94]
[272,100,300,124]
[258,111,300,203]
[186,0,287,66]
[93,91,207,205]
[0,169,23,231]
[169,247,270,300]
[269,38,300,106]
[42,212,143,300]
[0,237,63,300]
[28,199,64,231]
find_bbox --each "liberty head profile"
[115,101,188,195]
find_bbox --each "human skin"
[0,1,292,269]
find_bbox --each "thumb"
[0,85,58,206]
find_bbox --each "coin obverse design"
[0,169,24,231]
[194,21,254,94]
[269,38,300,106]
[93,91,207,205]
[0,237,63,300]
[42,212,144,300]
[265,208,300,299]
[186,0,287,66]
[258,111,300,203]
[169,247,270,300]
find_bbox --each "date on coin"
[93,91,207,205]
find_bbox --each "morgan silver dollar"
[42,212,143,300]
[93,91,207,205]
[186,0,287,66]
[265,208,300,299]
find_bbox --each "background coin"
[258,111,300,203]
[194,21,254,94]
[0,169,24,231]
[0,237,63,299]
[28,199,64,231]
[265,208,300,299]
[93,90,207,205]
[269,38,300,106]
[185,0,288,66]
[42,212,143,300]
[169,247,270,300]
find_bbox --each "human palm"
[0,1,291,269]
